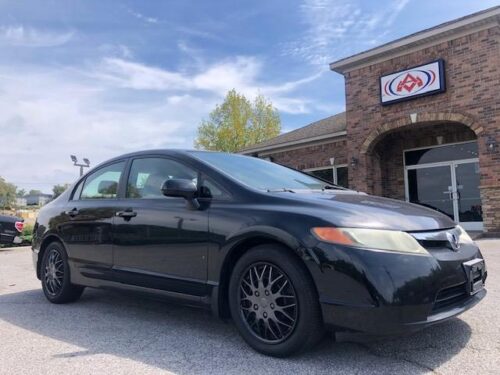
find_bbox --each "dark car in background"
[32,150,487,357]
[0,214,24,246]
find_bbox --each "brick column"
[478,131,500,234]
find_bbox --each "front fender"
[224,225,302,254]
[208,225,321,319]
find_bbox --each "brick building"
[242,7,500,234]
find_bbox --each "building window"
[336,166,348,188]
[305,165,348,188]
[309,168,334,183]
[404,141,478,166]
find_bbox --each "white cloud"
[128,9,159,24]
[98,44,134,59]
[0,25,74,47]
[284,0,411,65]
[92,56,324,114]
[0,54,327,193]
[0,65,208,193]
[95,58,192,90]
[193,56,262,95]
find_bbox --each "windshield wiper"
[266,188,296,193]
[323,185,342,190]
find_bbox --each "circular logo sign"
[384,69,436,98]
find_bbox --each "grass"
[21,224,34,245]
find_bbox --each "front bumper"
[321,288,485,335]
[308,240,487,335]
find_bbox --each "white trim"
[330,7,500,73]
[403,140,476,155]
[240,131,346,155]
[405,158,479,170]
[403,140,478,168]
[303,164,348,172]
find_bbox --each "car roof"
[97,149,238,166]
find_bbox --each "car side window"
[200,177,228,199]
[80,161,125,200]
[71,180,84,200]
[127,158,198,199]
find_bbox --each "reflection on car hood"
[277,190,456,231]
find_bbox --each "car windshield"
[192,151,341,191]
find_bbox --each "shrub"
[21,223,34,244]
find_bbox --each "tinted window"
[80,162,125,200]
[405,142,478,166]
[192,152,339,190]
[336,166,348,188]
[71,180,84,200]
[308,167,348,188]
[200,177,227,199]
[310,168,334,183]
[127,158,197,199]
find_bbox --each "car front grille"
[418,239,451,250]
[433,282,468,312]
[409,227,461,251]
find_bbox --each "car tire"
[229,244,324,357]
[41,241,84,304]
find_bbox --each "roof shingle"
[241,112,346,153]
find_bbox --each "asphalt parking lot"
[0,241,499,375]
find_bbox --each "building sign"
[380,60,445,105]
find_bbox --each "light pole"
[70,155,91,176]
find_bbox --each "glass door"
[454,161,483,230]
[407,165,455,220]
[405,160,483,231]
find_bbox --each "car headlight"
[311,227,428,254]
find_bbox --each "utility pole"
[70,155,91,176]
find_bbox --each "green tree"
[29,189,42,196]
[16,188,26,197]
[52,184,70,198]
[194,89,281,152]
[0,176,17,208]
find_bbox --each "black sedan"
[0,214,24,246]
[32,150,487,357]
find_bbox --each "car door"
[58,160,126,283]
[112,156,209,296]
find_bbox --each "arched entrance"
[359,113,483,231]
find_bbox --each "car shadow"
[0,288,472,374]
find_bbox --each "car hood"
[277,190,456,232]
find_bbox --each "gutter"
[240,131,347,155]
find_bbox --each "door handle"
[443,190,459,200]
[116,210,137,219]
[442,191,453,200]
[65,208,79,217]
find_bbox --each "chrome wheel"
[239,262,298,343]
[44,248,64,296]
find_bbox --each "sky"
[0,0,497,194]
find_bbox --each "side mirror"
[97,180,118,196]
[161,179,200,209]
